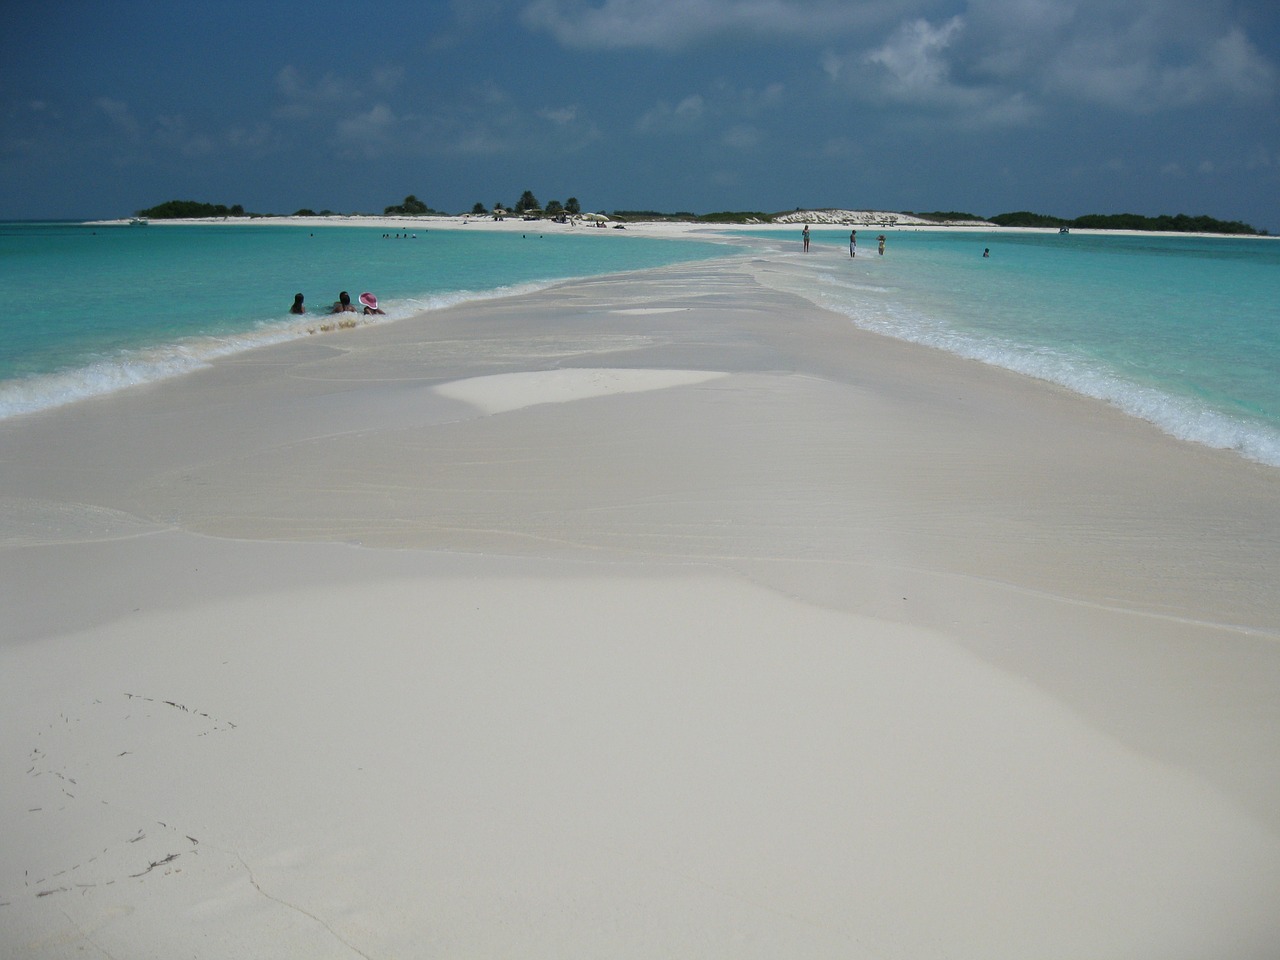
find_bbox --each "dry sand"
[3,255,1279,958]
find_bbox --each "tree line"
[988,211,1263,235]
[465,191,582,217]
[133,197,1265,235]
[136,199,247,219]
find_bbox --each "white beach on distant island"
[3,250,1279,958]
[89,208,1278,240]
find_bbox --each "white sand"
[434,368,726,415]
[89,210,1279,241]
[3,256,1279,958]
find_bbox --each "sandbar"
[2,255,1279,958]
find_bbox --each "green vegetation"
[987,211,1069,228]
[136,199,246,219]
[695,211,774,223]
[990,210,1261,234]
[609,210,683,221]
[904,210,985,223]
[384,194,434,216]
[1072,212,1261,234]
[515,190,540,215]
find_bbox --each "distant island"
[136,199,248,219]
[133,197,1267,236]
[986,210,1263,235]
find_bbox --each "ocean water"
[748,228,1280,467]
[4,221,1280,470]
[0,221,728,419]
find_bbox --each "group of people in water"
[289,291,385,316]
[801,226,991,258]
[801,225,888,257]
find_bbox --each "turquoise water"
[0,221,728,418]
[4,221,1280,468]
[749,228,1280,467]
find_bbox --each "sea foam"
[751,236,1280,468]
[0,278,575,421]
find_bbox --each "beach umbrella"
[581,212,610,222]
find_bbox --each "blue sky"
[4,0,1278,229]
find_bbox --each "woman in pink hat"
[359,291,385,315]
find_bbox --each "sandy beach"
[90,210,1280,241]
[3,253,1279,958]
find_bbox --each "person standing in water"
[877,234,886,256]
[849,230,857,258]
[802,224,810,252]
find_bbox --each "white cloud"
[838,14,1037,128]
[337,103,400,145]
[1044,22,1276,111]
[864,16,965,102]
[521,0,890,52]
[635,94,706,134]
[538,105,578,125]
[820,0,1276,130]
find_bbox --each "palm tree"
[517,190,540,213]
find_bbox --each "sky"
[3,0,1278,230]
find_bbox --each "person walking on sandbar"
[802,224,810,252]
[849,230,857,258]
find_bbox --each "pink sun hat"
[359,291,379,310]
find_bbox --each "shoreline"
[3,255,1279,956]
[14,220,1279,473]
[83,211,1278,241]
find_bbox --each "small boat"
[1058,226,1070,234]
[129,217,149,227]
